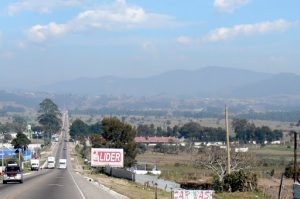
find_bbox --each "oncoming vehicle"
[2,162,23,184]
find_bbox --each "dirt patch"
[258,178,293,199]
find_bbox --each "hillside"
[42,66,276,97]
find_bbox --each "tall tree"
[69,119,90,139]
[11,133,31,150]
[196,147,255,182]
[102,117,137,167]
[38,98,61,116]
[38,98,61,140]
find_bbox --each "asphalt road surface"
[0,111,119,199]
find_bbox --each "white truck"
[58,159,67,169]
[47,156,55,169]
[30,159,40,171]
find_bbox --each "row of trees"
[179,122,226,141]
[136,119,283,143]
[232,118,282,144]
[70,119,103,138]
[137,124,179,137]
[137,122,226,141]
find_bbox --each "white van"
[47,157,55,169]
[58,159,67,169]
[30,159,40,171]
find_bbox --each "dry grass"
[258,178,293,199]
[89,173,171,199]
[215,192,266,199]
[136,151,196,165]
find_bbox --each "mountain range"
[41,66,300,98]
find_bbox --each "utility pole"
[1,132,4,169]
[225,105,231,175]
[294,131,298,183]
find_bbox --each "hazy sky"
[0,0,299,89]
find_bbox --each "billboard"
[0,149,32,161]
[173,189,214,199]
[91,148,124,167]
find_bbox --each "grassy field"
[260,145,292,151]
[136,151,210,182]
[136,146,296,199]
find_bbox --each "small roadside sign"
[172,189,214,199]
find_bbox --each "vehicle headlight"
[3,174,8,179]
[16,174,22,179]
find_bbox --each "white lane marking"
[48,184,64,187]
[68,170,86,199]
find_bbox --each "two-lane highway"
[0,111,120,199]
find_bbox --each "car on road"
[2,162,23,184]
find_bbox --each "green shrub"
[213,171,257,193]
[213,176,224,193]
[284,162,300,178]
[223,171,247,192]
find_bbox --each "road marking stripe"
[48,183,64,187]
[68,170,86,199]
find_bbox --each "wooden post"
[294,131,297,183]
[225,105,231,175]
[155,183,158,199]
[278,173,284,199]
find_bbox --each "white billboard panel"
[91,148,124,167]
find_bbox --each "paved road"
[0,111,118,199]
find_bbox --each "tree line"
[136,122,226,142]
[232,118,282,144]
[136,119,282,143]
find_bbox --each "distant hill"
[43,66,280,97]
[233,73,300,97]
[3,66,300,114]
